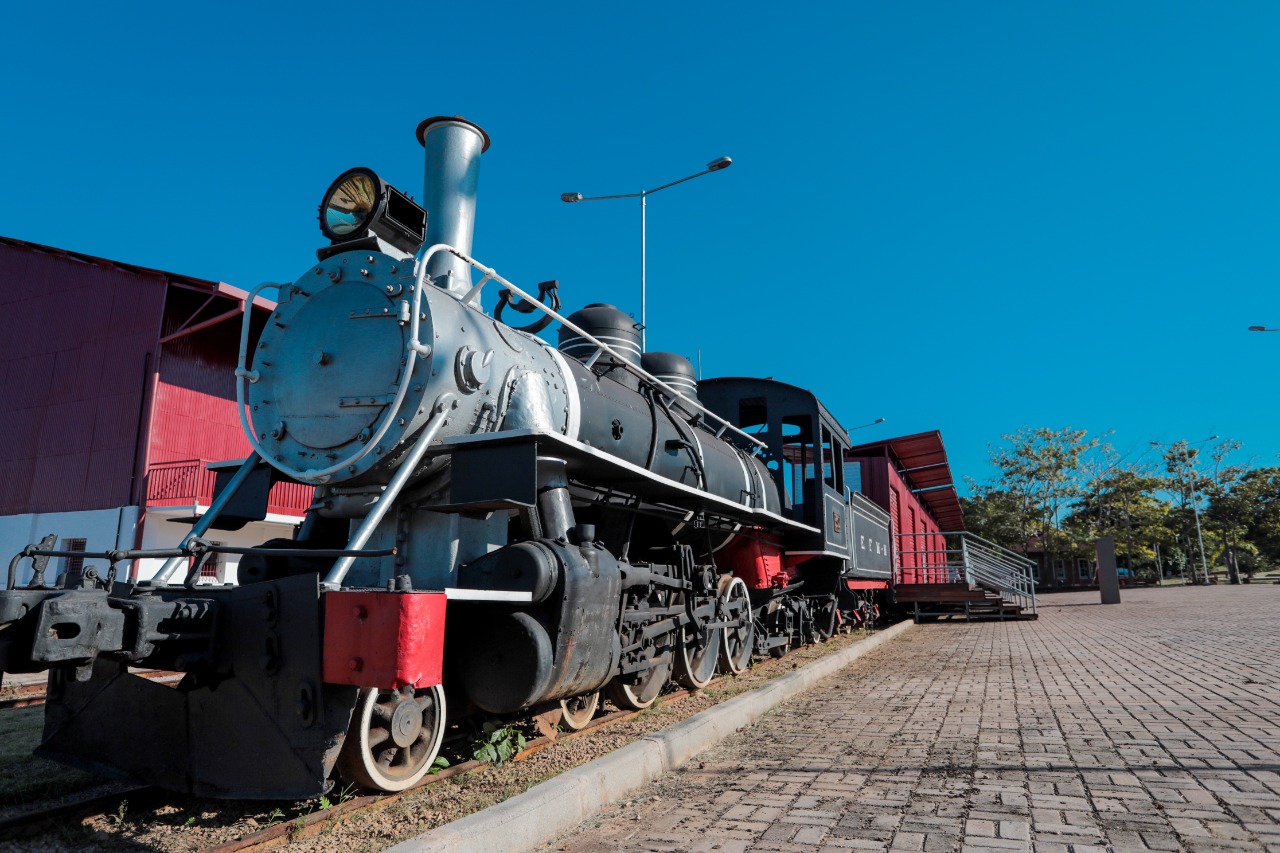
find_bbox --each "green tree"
[1067,481,1173,582]
[1207,466,1280,579]
[983,426,1102,568]
[1153,438,1244,583]
[959,489,1027,548]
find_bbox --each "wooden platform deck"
[893,582,1037,622]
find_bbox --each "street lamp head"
[1249,326,1267,332]
[707,156,732,172]
[873,417,886,424]
[560,192,583,203]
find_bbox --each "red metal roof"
[846,430,965,531]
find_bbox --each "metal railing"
[895,531,1038,616]
[145,459,314,517]
[235,244,767,486]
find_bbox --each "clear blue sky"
[4,1,1277,490]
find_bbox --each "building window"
[1054,559,1066,585]
[61,538,87,578]
[1077,559,1092,581]
[1032,562,1041,582]
[193,542,222,582]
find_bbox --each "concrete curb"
[390,618,914,853]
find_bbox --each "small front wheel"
[337,684,447,792]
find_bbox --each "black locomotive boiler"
[0,117,891,798]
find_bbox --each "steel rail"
[0,670,184,711]
[0,784,155,834]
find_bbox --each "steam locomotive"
[0,117,892,799]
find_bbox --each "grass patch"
[0,706,101,806]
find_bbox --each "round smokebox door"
[269,282,405,450]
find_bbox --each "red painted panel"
[845,580,889,590]
[149,384,249,463]
[267,481,315,517]
[715,533,788,590]
[323,591,447,690]
[144,459,312,516]
[888,486,900,581]
[852,458,948,586]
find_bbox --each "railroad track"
[0,783,155,835]
[0,670,182,711]
[204,689,692,852]
[0,629,874,847]
[0,689,691,849]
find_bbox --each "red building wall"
[1,237,310,525]
[0,240,165,514]
[147,320,253,466]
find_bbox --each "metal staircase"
[892,532,1038,623]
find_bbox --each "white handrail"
[422,245,768,452]
[894,530,1038,615]
[234,279,425,485]
[235,245,767,488]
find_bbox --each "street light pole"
[562,156,732,352]
[641,193,646,350]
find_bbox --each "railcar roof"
[847,430,964,531]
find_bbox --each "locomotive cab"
[698,377,855,555]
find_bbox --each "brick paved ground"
[549,586,1280,852]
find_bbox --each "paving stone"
[551,588,1280,853]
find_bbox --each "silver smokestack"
[416,116,490,298]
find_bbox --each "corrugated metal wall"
[0,242,164,514]
[149,315,252,465]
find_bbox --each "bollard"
[1096,536,1121,604]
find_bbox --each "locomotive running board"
[433,429,820,536]
[444,588,534,602]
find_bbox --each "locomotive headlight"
[319,167,427,255]
[322,169,378,237]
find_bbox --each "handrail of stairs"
[959,533,1037,615]
[894,531,1038,616]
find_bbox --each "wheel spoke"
[337,685,448,793]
